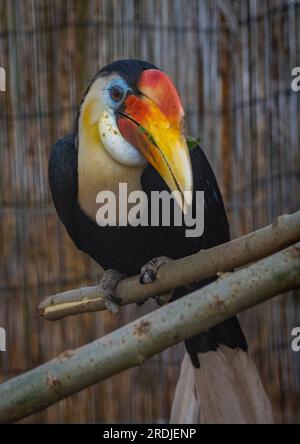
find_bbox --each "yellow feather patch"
[77,76,144,224]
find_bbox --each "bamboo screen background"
[0,0,299,423]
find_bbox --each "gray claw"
[99,269,124,314]
[140,256,171,284]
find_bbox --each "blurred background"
[0,0,299,423]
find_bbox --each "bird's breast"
[78,127,145,225]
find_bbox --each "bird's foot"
[139,256,173,306]
[99,269,125,314]
[139,256,171,284]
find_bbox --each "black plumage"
[49,59,247,369]
[49,134,247,367]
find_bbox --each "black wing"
[184,146,247,358]
[142,143,247,362]
[48,135,85,252]
[189,143,230,249]
[141,143,230,256]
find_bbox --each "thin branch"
[39,211,300,320]
[0,243,299,423]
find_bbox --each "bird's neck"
[77,108,144,223]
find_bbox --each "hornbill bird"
[49,59,274,423]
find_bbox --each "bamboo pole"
[1,243,299,423]
[39,211,300,320]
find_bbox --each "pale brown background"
[0,0,299,423]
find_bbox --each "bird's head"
[78,59,192,213]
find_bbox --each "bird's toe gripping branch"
[99,269,125,314]
[139,256,173,306]
[139,256,172,283]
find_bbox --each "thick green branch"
[1,243,300,423]
[39,211,300,320]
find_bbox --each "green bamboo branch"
[39,211,300,320]
[0,243,299,423]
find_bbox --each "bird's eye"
[110,86,124,102]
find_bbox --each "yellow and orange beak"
[116,69,193,213]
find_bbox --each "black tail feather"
[172,279,248,368]
[185,316,248,368]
